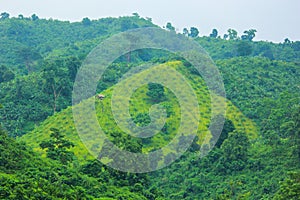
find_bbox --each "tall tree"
[189,27,199,38]
[0,12,10,20]
[132,12,140,18]
[166,22,175,32]
[223,34,229,40]
[227,29,238,40]
[82,17,91,26]
[241,29,257,41]
[210,29,218,38]
[42,59,70,114]
[31,14,39,21]
[284,38,291,44]
[18,14,24,19]
[183,28,189,37]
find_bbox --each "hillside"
[20,61,257,163]
[0,125,158,199]
[0,15,299,199]
[0,15,157,137]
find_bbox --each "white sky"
[1,0,299,42]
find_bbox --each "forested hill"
[0,15,156,136]
[0,15,299,137]
[196,36,300,62]
[0,14,155,74]
[0,14,299,199]
[1,14,299,75]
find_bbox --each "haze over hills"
[0,14,299,199]
[2,0,300,42]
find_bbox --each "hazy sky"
[1,0,299,42]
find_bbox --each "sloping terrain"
[20,61,257,164]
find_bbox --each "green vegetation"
[0,14,299,199]
[0,125,157,199]
[20,61,256,162]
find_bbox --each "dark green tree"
[132,12,140,18]
[223,34,229,40]
[215,118,235,148]
[241,29,257,41]
[237,41,253,56]
[31,14,39,21]
[259,44,274,59]
[220,130,250,171]
[147,83,165,103]
[227,29,238,40]
[65,56,81,81]
[183,28,189,37]
[209,29,218,38]
[18,14,24,19]
[189,27,199,38]
[16,47,42,73]
[40,128,75,164]
[284,38,291,44]
[0,12,10,20]
[0,65,15,83]
[133,113,151,126]
[82,17,91,26]
[120,18,138,31]
[281,105,300,161]
[42,59,72,113]
[274,171,300,200]
[166,22,175,32]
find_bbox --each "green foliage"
[274,171,300,200]
[189,27,199,38]
[21,61,255,163]
[0,12,9,20]
[227,28,238,40]
[220,130,250,172]
[237,41,253,56]
[16,46,42,73]
[0,15,156,73]
[148,50,298,200]
[0,15,157,136]
[241,29,257,41]
[165,22,175,32]
[196,36,300,62]
[217,57,299,124]
[0,15,299,199]
[31,14,39,21]
[0,124,160,199]
[82,17,91,26]
[133,113,151,126]
[0,65,15,83]
[0,56,82,136]
[215,118,235,148]
[147,83,166,103]
[40,128,75,164]
[210,28,218,38]
[183,27,189,36]
[0,126,34,172]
